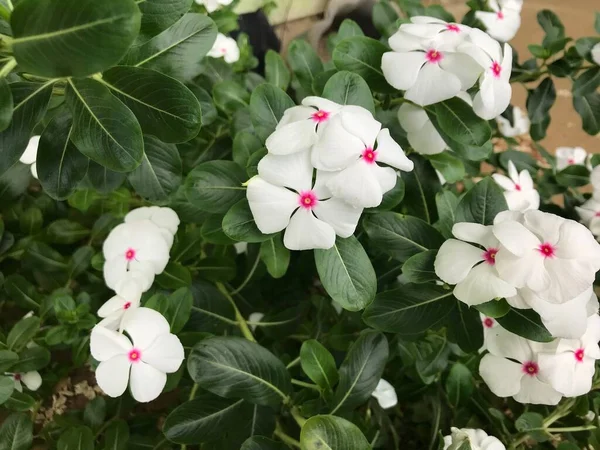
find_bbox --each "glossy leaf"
[401,154,440,223]
[300,415,370,450]
[184,161,246,214]
[322,71,375,114]
[300,340,339,392]
[455,177,508,225]
[259,235,290,279]
[433,98,491,147]
[446,302,483,353]
[233,131,263,167]
[402,249,438,284]
[526,78,556,124]
[249,84,295,142]
[287,39,323,92]
[427,151,466,184]
[138,0,192,37]
[0,377,14,405]
[167,287,193,333]
[496,308,553,342]
[573,91,600,136]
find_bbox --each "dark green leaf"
[103,420,129,450]
[435,190,459,239]
[475,299,510,318]
[433,98,491,147]
[427,152,466,184]
[402,250,438,283]
[68,246,94,279]
[47,220,90,244]
[249,84,295,142]
[138,0,192,38]
[213,80,250,114]
[12,346,49,372]
[259,235,290,279]
[184,160,246,213]
[401,154,440,223]
[167,287,193,333]
[526,78,556,124]
[322,70,375,114]
[3,391,36,411]
[57,426,94,450]
[0,413,33,450]
[241,437,287,450]
[573,91,600,136]
[300,415,370,450]
[287,39,323,92]
[265,50,291,91]
[0,377,14,405]
[85,161,126,193]
[0,78,12,132]
[338,19,364,40]
[4,275,40,310]
[333,37,392,93]
[445,363,474,407]
[455,177,508,225]
[83,397,106,430]
[196,257,236,282]
[187,83,217,126]
[300,340,339,392]
[446,302,483,353]
[572,67,600,97]
[156,262,192,289]
[496,308,554,342]
[233,131,263,168]
[372,1,399,37]
[223,199,275,243]
[7,317,40,351]
[556,165,590,187]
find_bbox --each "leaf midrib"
[367,292,454,319]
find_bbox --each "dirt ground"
[274,0,600,153]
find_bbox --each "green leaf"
[363,212,445,262]
[496,308,554,342]
[300,415,370,450]
[0,82,53,176]
[259,235,290,279]
[0,78,12,132]
[455,177,508,225]
[333,36,393,93]
[0,351,18,373]
[24,241,67,272]
[201,214,235,245]
[241,437,287,450]
[85,161,126,193]
[322,71,375,114]
[145,293,170,317]
[265,50,291,91]
[0,413,33,450]
[573,91,600,136]
[372,1,399,38]
[12,346,50,372]
[249,84,295,142]
[475,299,510,318]
[537,9,565,48]
[167,287,193,333]
[187,336,292,407]
[57,426,94,450]
[187,83,217,127]
[68,246,94,279]
[498,150,538,175]
[0,377,14,405]
[187,281,235,333]
[433,97,491,147]
[556,165,590,187]
[196,256,236,282]
[138,0,192,38]
[363,284,455,335]
[47,220,90,244]
[123,13,217,81]
[3,391,36,411]
[445,363,474,407]
[222,199,275,243]
[314,236,376,312]
[446,302,483,353]
[4,275,40,310]
[102,66,202,143]
[213,80,250,114]
[515,412,551,443]
[11,0,141,78]
[184,161,246,213]
[287,39,324,92]
[83,397,106,430]
[572,67,600,97]
[427,152,465,184]
[7,317,40,351]
[300,340,339,392]
[526,78,556,124]
[128,135,182,202]
[338,19,364,40]
[330,331,388,414]
[401,155,440,223]
[156,262,192,289]
[402,250,438,283]
[435,190,459,239]
[66,78,143,172]
[233,132,263,168]
[103,420,129,450]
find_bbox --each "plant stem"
[230,252,261,295]
[290,406,307,427]
[0,58,16,78]
[274,421,301,448]
[189,383,199,400]
[286,356,301,370]
[216,282,256,342]
[546,425,596,433]
[291,379,320,392]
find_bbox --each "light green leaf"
[265,49,291,91]
[322,70,375,114]
[0,413,33,450]
[300,340,338,392]
[300,415,370,450]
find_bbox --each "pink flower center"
[446,24,460,32]
[522,361,539,376]
[362,147,377,164]
[491,61,502,78]
[575,348,585,362]
[483,317,495,328]
[538,243,556,258]
[298,191,318,210]
[514,183,521,191]
[483,248,499,265]
[220,48,227,54]
[128,348,142,363]
[568,158,575,164]
[426,49,443,64]
[312,110,330,123]
[123,302,131,310]
[497,11,504,19]
[595,211,600,217]
[125,248,136,261]
[13,373,21,381]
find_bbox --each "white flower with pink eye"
[493,210,600,303]
[475,0,522,43]
[194,0,233,14]
[97,278,144,331]
[6,371,42,392]
[371,379,398,409]
[492,160,539,212]
[480,314,515,354]
[19,135,39,179]
[496,106,529,137]
[459,28,512,120]
[555,146,588,171]
[538,315,600,397]
[265,97,344,158]
[479,330,562,405]
[397,103,447,155]
[576,197,600,236]
[90,307,184,403]
[125,206,180,249]
[443,427,506,450]
[247,150,363,251]
[207,33,240,64]
[592,43,600,66]
[434,222,516,306]
[102,220,170,292]
[382,18,481,106]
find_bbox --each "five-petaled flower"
[6,371,42,392]
[496,106,529,137]
[492,160,540,212]
[443,427,506,450]
[207,33,240,64]
[475,0,522,42]
[555,146,588,171]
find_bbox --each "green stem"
[290,406,307,428]
[0,58,16,78]
[291,379,320,392]
[546,425,596,433]
[286,356,301,370]
[274,422,301,448]
[230,252,261,295]
[216,282,256,342]
[191,305,238,325]
[6,0,13,11]
[0,6,10,21]
[189,383,199,400]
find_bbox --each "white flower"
[555,146,588,171]
[492,160,539,212]
[592,43,600,66]
[460,29,513,119]
[435,222,516,305]
[475,0,521,42]
[265,97,344,157]
[479,331,562,405]
[7,371,42,392]
[496,107,529,137]
[480,314,514,354]
[576,197,600,236]
[97,278,144,331]
[103,220,171,292]
[398,103,447,155]
[538,315,600,397]
[194,0,233,13]
[234,242,248,254]
[90,307,184,402]
[125,206,180,249]
[19,135,39,179]
[248,312,265,332]
[382,18,481,106]
[371,379,398,409]
[443,427,506,450]
[246,150,363,251]
[207,33,240,64]
[493,210,600,303]
[324,127,414,208]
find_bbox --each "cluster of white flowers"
[496,106,529,137]
[383,16,512,120]
[475,0,523,43]
[577,165,600,237]
[194,0,232,13]
[90,207,185,403]
[443,427,506,450]
[493,160,540,212]
[247,97,414,251]
[208,33,240,64]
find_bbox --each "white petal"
[283,209,336,251]
[21,371,42,391]
[467,28,502,62]
[124,207,152,223]
[555,220,600,266]
[142,334,184,373]
[388,30,426,52]
[246,177,298,234]
[150,207,180,235]
[495,250,549,291]
[313,197,362,238]
[479,354,523,397]
[326,161,384,208]
[407,122,447,155]
[302,96,342,114]
[434,240,484,284]
[98,295,129,318]
[122,307,171,351]
[266,120,317,156]
[311,115,364,171]
[493,220,540,256]
[474,76,512,120]
[277,106,314,128]
[381,51,426,90]
[374,129,414,171]
[405,61,463,106]
[542,258,596,303]
[257,150,314,192]
[312,170,338,199]
[454,263,517,305]
[439,52,481,90]
[95,354,131,398]
[340,106,382,148]
[452,223,497,248]
[538,352,593,397]
[374,166,398,195]
[371,379,398,409]
[30,163,38,179]
[398,103,428,132]
[514,375,562,405]
[90,326,132,361]
[129,361,167,403]
[19,136,40,165]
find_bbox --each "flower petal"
[302,96,342,114]
[371,379,398,409]
[398,103,428,132]
[326,160,384,208]
[122,307,171,351]
[277,106,314,128]
[374,129,414,171]
[452,223,497,248]
[283,209,336,251]
[257,150,313,192]
[374,166,398,195]
[246,177,298,234]
[454,263,516,305]
[514,375,562,405]
[142,334,185,373]
[265,119,317,156]
[493,220,540,256]
[129,361,167,403]
[495,250,549,291]
[311,115,365,171]
[439,52,481,90]
[97,295,128,318]
[479,354,523,397]
[21,371,41,391]
[555,219,600,266]
[492,173,515,191]
[313,197,362,238]
[19,136,40,165]
[434,240,484,284]
[340,106,382,148]
[381,51,426,90]
[95,354,131,398]
[404,61,462,106]
[90,326,132,361]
